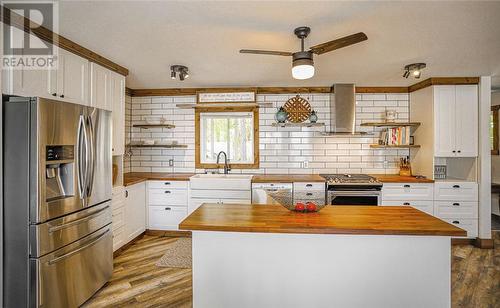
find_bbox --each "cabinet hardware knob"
[60,94,64,98]
[452,220,459,224]
[306,192,313,196]
[457,150,461,153]
[404,184,410,188]
[52,93,57,96]
[453,203,460,206]
[165,207,171,210]
[452,185,460,188]
[164,191,171,194]
[306,184,313,187]
[125,191,128,198]
[403,202,410,205]
[452,150,456,153]
[164,182,171,185]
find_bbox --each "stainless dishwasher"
[251,183,293,205]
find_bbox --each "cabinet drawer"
[148,206,187,230]
[435,201,478,219]
[434,182,478,201]
[294,190,325,200]
[148,188,187,206]
[382,183,433,200]
[382,200,434,215]
[442,218,478,238]
[148,180,188,189]
[293,182,325,191]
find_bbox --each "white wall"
[125,93,411,174]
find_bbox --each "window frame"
[492,105,499,155]
[195,106,259,169]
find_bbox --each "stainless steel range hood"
[322,83,368,135]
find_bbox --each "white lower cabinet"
[112,186,126,252]
[382,200,434,216]
[382,183,434,215]
[124,182,146,242]
[147,181,189,230]
[441,218,478,238]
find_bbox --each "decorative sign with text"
[197,91,256,103]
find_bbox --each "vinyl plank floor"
[84,232,500,307]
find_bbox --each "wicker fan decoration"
[283,95,311,123]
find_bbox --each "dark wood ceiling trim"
[355,87,409,93]
[125,87,133,96]
[130,87,332,97]
[408,77,480,92]
[1,5,129,76]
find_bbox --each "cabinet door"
[148,206,187,230]
[57,48,89,105]
[454,85,478,157]
[124,183,146,242]
[111,72,125,155]
[434,86,456,157]
[90,62,112,111]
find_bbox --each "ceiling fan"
[240,27,367,80]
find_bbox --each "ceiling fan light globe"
[292,58,314,80]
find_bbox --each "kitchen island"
[180,204,465,308]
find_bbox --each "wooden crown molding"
[1,5,129,76]
[408,77,480,92]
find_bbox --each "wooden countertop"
[251,174,326,183]
[124,172,195,186]
[371,174,435,183]
[179,204,466,236]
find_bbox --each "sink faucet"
[216,151,230,174]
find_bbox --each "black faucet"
[216,151,230,174]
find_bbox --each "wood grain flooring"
[84,232,499,308]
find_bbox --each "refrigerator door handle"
[76,115,86,199]
[86,115,96,198]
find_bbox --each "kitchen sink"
[190,174,253,190]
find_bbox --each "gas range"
[320,174,382,186]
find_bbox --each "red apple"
[294,202,305,212]
[306,202,317,212]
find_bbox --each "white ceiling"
[58,1,500,89]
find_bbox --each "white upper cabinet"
[90,62,113,111]
[434,85,478,157]
[454,85,478,157]
[56,48,89,105]
[111,72,126,155]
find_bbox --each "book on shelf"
[379,126,411,146]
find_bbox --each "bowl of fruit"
[288,201,326,213]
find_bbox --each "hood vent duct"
[322,83,368,135]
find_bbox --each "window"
[491,106,499,155]
[195,107,259,169]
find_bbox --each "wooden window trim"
[195,106,259,169]
[492,105,499,155]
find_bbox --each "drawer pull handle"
[306,184,313,187]
[164,182,171,185]
[453,203,460,206]
[452,150,456,153]
[164,191,171,194]
[452,220,460,224]
[403,202,410,205]
[457,150,461,153]
[165,207,171,210]
[403,184,410,188]
[306,193,313,196]
[125,190,128,198]
[452,185,460,188]
[52,92,57,96]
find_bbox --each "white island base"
[192,231,451,308]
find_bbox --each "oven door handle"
[329,191,381,196]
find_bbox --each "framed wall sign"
[197,91,256,104]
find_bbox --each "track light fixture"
[403,63,426,79]
[170,65,189,81]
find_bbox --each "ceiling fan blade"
[239,49,293,56]
[310,32,368,55]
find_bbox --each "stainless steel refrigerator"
[2,97,113,308]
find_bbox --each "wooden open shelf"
[176,102,273,109]
[133,124,176,129]
[361,122,421,127]
[127,143,188,149]
[272,122,325,128]
[370,144,421,149]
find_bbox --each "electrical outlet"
[303,160,309,168]
[168,159,174,167]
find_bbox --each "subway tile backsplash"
[124,93,410,174]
